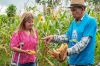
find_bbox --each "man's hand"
[42,35,54,44]
[48,44,68,62]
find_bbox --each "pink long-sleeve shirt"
[10,30,38,64]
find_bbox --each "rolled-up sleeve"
[10,32,20,48]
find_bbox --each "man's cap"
[68,0,87,8]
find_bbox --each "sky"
[0,0,69,15]
[0,0,36,14]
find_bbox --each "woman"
[10,12,38,66]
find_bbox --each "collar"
[80,15,84,21]
[75,13,86,23]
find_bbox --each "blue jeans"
[18,62,36,66]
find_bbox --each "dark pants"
[18,62,36,66]
[69,65,93,66]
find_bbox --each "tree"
[6,4,17,17]
[88,0,100,4]
[94,0,100,4]
[36,0,41,3]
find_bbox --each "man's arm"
[67,36,91,55]
[53,34,68,43]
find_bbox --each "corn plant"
[0,3,100,66]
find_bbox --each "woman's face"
[25,19,34,30]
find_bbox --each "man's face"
[70,7,85,21]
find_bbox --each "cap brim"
[67,4,87,8]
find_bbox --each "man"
[43,0,97,66]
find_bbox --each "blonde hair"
[17,12,35,36]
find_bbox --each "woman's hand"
[25,50,36,55]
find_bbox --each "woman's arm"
[11,47,27,53]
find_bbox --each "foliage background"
[0,0,100,66]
